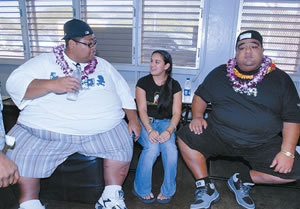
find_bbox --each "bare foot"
[142,193,154,200]
[157,193,170,201]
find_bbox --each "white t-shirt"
[6,52,136,135]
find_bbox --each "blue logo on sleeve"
[50,72,59,80]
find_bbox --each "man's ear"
[68,39,76,49]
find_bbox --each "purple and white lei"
[53,44,98,82]
[226,56,274,97]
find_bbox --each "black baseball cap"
[62,19,93,40]
[236,30,263,48]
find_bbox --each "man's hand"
[51,77,82,94]
[124,109,141,142]
[0,153,19,188]
[189,117,207,135]
[127,118,141,142]
[24,77,82,99]
[270,151,294,174]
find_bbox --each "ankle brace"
[195,177,211,188]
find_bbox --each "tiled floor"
[2,144,300,209]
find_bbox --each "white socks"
[19,199,45,209]
[101,185,122,200]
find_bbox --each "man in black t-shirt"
[177,30,300,209]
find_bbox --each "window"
[141,0,202,68]
[26,0,73,57]
[239,0,300,73]
[0,0,203,69]
[81,0,133,64]
[0,0,23,60]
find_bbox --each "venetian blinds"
[25,0,73,57]
[141,0,202,68]
[240,0,300,73]
[81,0,133,64]
[0,1,23,60]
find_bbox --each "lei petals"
[226,56,276,97]
[53,44,98,81]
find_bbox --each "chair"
[40,153,104,203]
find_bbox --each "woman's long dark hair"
[152,50,173,118]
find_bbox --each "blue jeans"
[134,119,178,197]
[0,110,5,150]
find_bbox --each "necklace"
[53,44,98,81]
[226,56,276,97]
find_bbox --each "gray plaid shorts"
[6,120,133,178]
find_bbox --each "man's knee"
[177,138,205,163]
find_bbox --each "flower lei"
[53,44,98,81]
[226,56,276,97]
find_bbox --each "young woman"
[132,50,182,203]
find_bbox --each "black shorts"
[177,124,300,180]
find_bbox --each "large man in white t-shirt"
[5,19,141,209]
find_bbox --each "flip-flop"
[132,189,156,203]
[156,195,172,204]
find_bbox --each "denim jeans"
[134,118,178,197]
[0,110,5,150]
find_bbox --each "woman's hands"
[148,129,171,143]
[157,130,171,143]
[148,129,160,143]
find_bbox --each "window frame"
[0,0,204,71]
[237,0,300,74]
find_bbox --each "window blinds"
[0,0,23,59]
[240,0,300,73]
[81,0,133,64]
[141,0,202,68]
[26,0,73,57]
[0,0,203,68]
